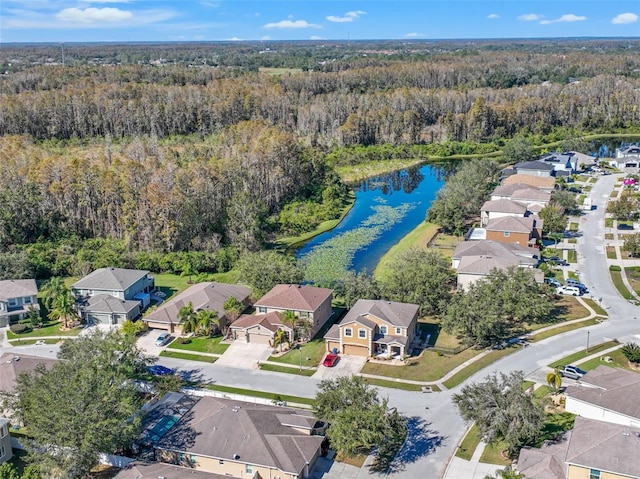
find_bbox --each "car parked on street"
[557,286,582,296]
[148,365,174,376]
[322,353,339,367]
[155,332,171,346]
[546,256,569,266]
[559,365,587,380]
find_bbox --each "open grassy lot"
[548,340,620,369]
[153,273,193,300]
[259,363,316,376]
[167,335,229,355]
[203,384,315,406]
[551,296,590,322]
[6,320,82,340]
[610,269,634,300]
[456,424,481,460]
[428,231,460,259]
[374,221,440,280]
[159,350,217,363]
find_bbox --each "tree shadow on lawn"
[370,416,446,474]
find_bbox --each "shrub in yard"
[177,337,191,345]
[609,265,621,271]
[10,323,31,334]
[621,342,640,365]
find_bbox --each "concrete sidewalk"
[442,440,504,479]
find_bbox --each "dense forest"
[1,39,639,279]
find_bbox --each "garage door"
[327,341,340,353]
[248,333,272,345]
[343,344,369,357]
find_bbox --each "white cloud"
[405,32,426,38]
[201,2,219,8]
[261,35,271,40]
[487,14,499,19]
[228,37,242,41]
[540,14,587,24]
[263,19,321,29]
[310,35,324,40]
[612,12,638,24]
[82,0,132,3]
[326,10,366,23]
[518,13,543,21]
[56,7,132,22]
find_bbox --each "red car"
[323,353,339,367]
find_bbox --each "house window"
[246,465,253,474]
[179,452,186,463]
[8,299,16,307]
[380,325,387,334]
[219,460,224,465]
[0,446,4,458]
[344,328,352,337]
[24,296,32,304]
[503,231,510,237]
[395,327,402,334]
[358,329,366,338]
[258,307,267,314]
[589,470,601,479]
[0,425,7,437]
[299,311,309,319]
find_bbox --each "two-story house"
[253,284,333,338]
[502,174,556,191]
[71,268,155,326]
[325,299,420,358]
[485,215,543,247]
[0,418,11,465]
[0,279,39,328]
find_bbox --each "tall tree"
[196,309,219,337]
[538,202,567,235]
[48,288,78,329]
[178,302,198,335]
[236,251,304,297]
[453,371,544,456]
[337,270,381,309]
[546,368,562,394]
[40,277,68,311]
[502,136,536,164]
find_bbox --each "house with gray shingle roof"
[230,311,294,346]
[0,279,39,328]
[137,393,324,479]
[144,282,250,334]
[83,294,141,326]
[254,285,333,337]
[480,199,529,227]
[325,299,419,358]
[514,160,556,177]
[0,352,57,394]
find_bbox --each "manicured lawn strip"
[6,320,82,339]
[362,378,423,391]
[625,267,640,295]
[548,341,620,369]
[167,335,229,355]
[568,238,577,244]
[8,338,62,346]
[605,233,615,240]
[259,363,316,376]
[610,270,634,300]
[420,320,463,350]
[479,440,510,466]
[159,350,217,363]
[567,270,578,280]
[582,297,607,316]
[605,217,614,227]
[533,385,553,400]
[577,348,629,372]
[335,159,425,184]
[442,348,516,389]
[567,250,577,263]
[553,296,590,322]
[529,318,599,342]
[606,246,617,259]
[374,221,440,280]
[203,384,315,406]
[569,222,579,232]
[522,380,535,391]
[456,423,481,460]
[362,347,479,382]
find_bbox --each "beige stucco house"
[230,311,294,345]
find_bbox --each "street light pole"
[586,330,590,353]
[299,345,302,372]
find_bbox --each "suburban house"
[565,365,640,427]
[480,199,529,227]
[144,282,251,334]
[0,352,57,395]
[0,279,39,328]
[0,418,11,465]
[83,294,142,326]
[455,255,542,291]
[114,462,232,479]
[451,240,539,270]
[230,311,294,345]
[71,268,155,307]
[517,416,640,479]
[491,184,551,211]
[324,299,420,358]
[502,174,556,191]
[514,160,555,177]
[254,285,333,337]
[537,152,580,174]
[484,215,543,247]
[616,145,640,160]
[137,392,325,479]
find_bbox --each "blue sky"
[1,1,638,43]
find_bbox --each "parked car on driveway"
[155,332,171,346]
[545,277,562,288]
[565,279,588,293]
[322,353,339,367]
[559,365,586,380]
[546,256,569,266]
[557,286,582,296]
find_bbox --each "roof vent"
[13,356,20,361]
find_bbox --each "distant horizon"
[1,1,638,43]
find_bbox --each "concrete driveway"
[312,354,367,380]
[214,340,272,369]
[137,329,174,356]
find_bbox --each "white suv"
[557,286,582,296]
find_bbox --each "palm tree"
[41,277,69,311]
[196,309,219,337]
[48,290,78,329]
[178,302,198,335]
[546,368,563,394]
[273,328,289,352]
[282,310,297,340]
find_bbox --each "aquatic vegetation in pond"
[302,199,416,285]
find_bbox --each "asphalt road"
[3,174,638,479]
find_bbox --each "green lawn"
[529,318,599,342]
[159,350,217,363]
[153,273,193,300]
[605,233,615,240]
[456,424,481,460]
[8,338,63,346]
[442,348,517,389]
[610,270,634,300]
[362,378,423,391]
[625,267,640,295]
[548,340,620,369]
[553,296,590,321]
[582,297,607,316]
[567,250,577,263]
[605,217,614,227]
[606,246,618,259]
[577,348,631,372]
[569,222,579,232]
[479,440,511,465]
[533,385,553,400]
[6,320,82,340]
[167,335,229,355]
[568,270,579,280]
[203,384,315,406]
[259,363,316,376]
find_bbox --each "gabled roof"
[0,353,57,393]
[517,434,569,479]
[114,462,230,479]
[502,174,556,190]
[485,215,535,233]
[0,279,38,301]
[84,294,140,314]
[339,299,419,328]
[452,240,538,262]
[255,284,332,312]
[144,282,250,325]
[515,160,556,172]
[156,395,323,475]
[481,199,528,214]
[492,183,533,197]
[565,365,640,420]
[457,255,519,276]
[230,311,292,333]
[339,315,377,330]
[510,187,551,203]
[72,268,149,292]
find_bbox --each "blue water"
[297,163,444,275]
